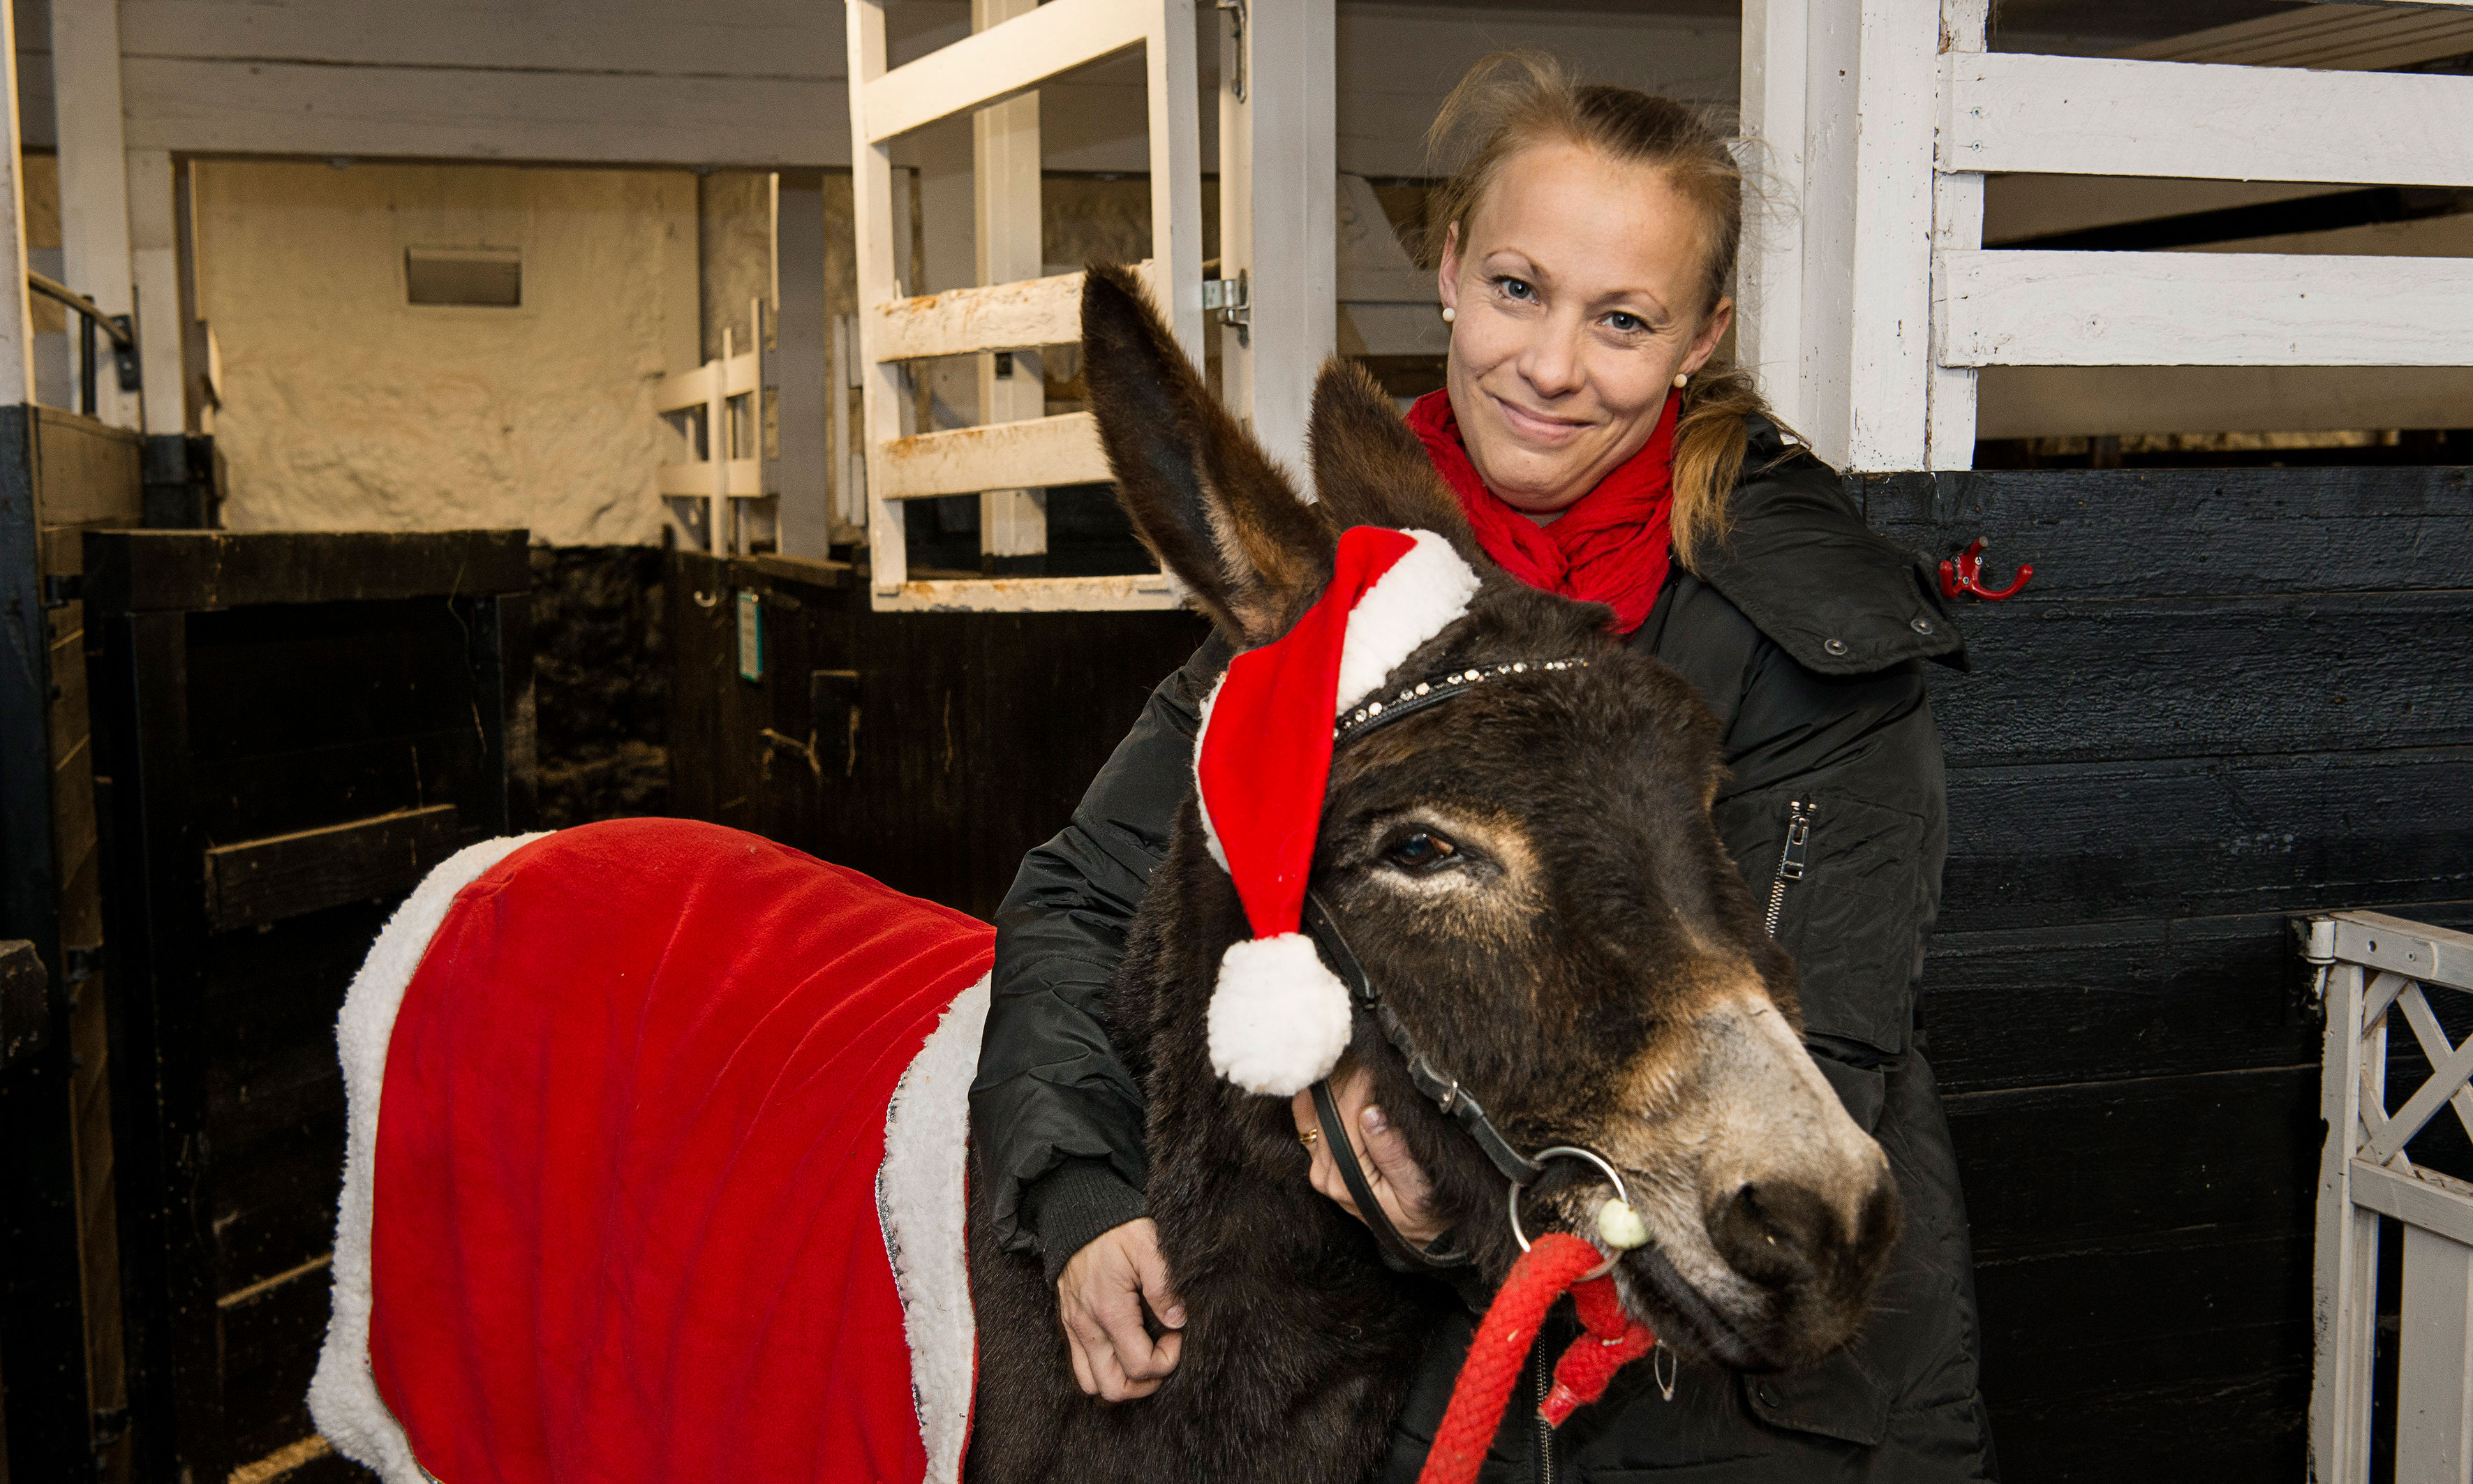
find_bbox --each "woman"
[971,55,1998,1480]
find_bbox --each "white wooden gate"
[657,297,771,556]
[2312,912,2473,1481]
[1739,0,2473,472]
[845,0,1332,612]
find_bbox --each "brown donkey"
[962,265,1901,1482]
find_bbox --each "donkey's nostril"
[1709,1180,1839,1289]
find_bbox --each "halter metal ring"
[1508,1145,1634,1282]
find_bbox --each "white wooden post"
[0,0,36,407]
[775,172,833,559]
[1143,0,1205,369]
[1219,0,1336,479]
[974,0,1049,568]
[711,325,732,552]
[849,0,909,595]
[2400,1222,2473,1480]
[1736,0,1810,438]
[51,0,139,428]
[2312,957,2380,1484]
[127,148,186,438]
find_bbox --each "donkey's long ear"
[1306,359,1480,558]
[1080,263,1332,644]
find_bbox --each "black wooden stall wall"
[665,551,1209,919]
[84,530,533,1484]
[0,406,142,1484]
[1869,465,2473,1481]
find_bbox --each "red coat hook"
[1939,538,2032,601]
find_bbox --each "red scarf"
[1405,389,1678,636]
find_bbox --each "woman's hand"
[1291,1065,1448,1246]
[1056,1218,1185,1402]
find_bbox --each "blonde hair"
[1424,52,1783,569]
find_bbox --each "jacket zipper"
[1533,1342,1554,1483]
[1763,799,1814,938]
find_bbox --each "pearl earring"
[1672,372,1689,388]
[1441,306,1456,322]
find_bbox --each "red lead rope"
[1414,1233,1658,1484]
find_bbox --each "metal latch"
[1203,269,1251,336]
[1217,0,1247,100]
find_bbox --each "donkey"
[960,265,1901,1482]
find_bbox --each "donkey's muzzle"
[1706,1165,1902,1366]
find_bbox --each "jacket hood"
[1692,416,1970,676]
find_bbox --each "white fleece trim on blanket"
[878,972,990,1484]
[308,831,550,1483]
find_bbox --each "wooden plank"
[2118,3,2473,71]
[1841,0,1938,470]
[653,361,715,415]
[1860,465,2473,600]
[202,804,458,933]
[83,530,530,612]
[1936,249,2473,368]
[124,56,849,168]
[655,458,764,498]
[2333,911,2473,993]
[1925,591,2473,769]
[1940,52,2473,187]
[50,0,140,428]
[876,413,1111,500]
[2316,961,2383,1484]
[32,408,142,526]
[2398,1222,2473,1478]
[0,938,44,1071]
[849,0,909,593]
[1221,0,1337,480]
[1948,1064,2317,1254]
[868,267,1121,363]
[2353,1160,2473,1249]
[1737,0,1811,433]
[875,572,1178,614]
[861,0,1150,143]
[1941,746,2473,930]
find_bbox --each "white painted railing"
[655,295,772,556]
[2311,910,2473,1483]
[1739,0,2473,472]
[845,0,1332,614]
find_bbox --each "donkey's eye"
[1385,831,1460,873]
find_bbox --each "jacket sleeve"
[1651,577,1947,1093]
[972,635,1232,1276]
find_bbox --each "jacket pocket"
[1745,792,1929,1059]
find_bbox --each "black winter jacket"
[971,418,2000,1481]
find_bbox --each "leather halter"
[1300,658,1592,1275]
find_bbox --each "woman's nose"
[1517,318,1587,398]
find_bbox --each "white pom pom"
[1207,933,1352,1095]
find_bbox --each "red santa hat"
[1194,526,1482,1095]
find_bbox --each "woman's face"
[1439,142,1735,514]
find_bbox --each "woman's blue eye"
[1497,276,1537,302]
[1607,311,1644,333]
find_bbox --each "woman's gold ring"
[1298,1128,1319,1148]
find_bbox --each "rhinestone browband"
[1332,658,1592,743]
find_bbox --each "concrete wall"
[193,160,697,544]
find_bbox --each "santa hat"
[1194,526,1482,1095]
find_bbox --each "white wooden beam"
[2314,965,2380,1484]
[1941,52,2473,188]
[1145,0,1205,366]
[1840,0,1938,470]
[0,0,35,405]
[2335,912,2473,993]
[775,172,832,558]
[1219,0,1335,480]
[126,148,185,436]
[53,0,139,427]
[1938,250,2473,367]
[877,413,1108,501]
[848,0,909,594]
[973,0,1048,563]
[1737,0,1811,438]
[868,267,1134,362]
[863,0,1150,144]
[874,572,1177,613]
[2399,1223,2473,1481]
[1925,0,1988,473]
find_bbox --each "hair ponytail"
[1424,52,1802,571]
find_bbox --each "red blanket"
[348,819,992,1484]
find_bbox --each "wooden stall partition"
[0,406,142,1483]
[84,529,532,1484]
[1869,463,2473,1477]
[665,547,1207,919]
